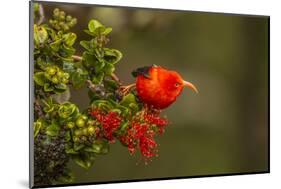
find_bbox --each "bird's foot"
[119,83,136,95]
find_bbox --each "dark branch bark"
[34,98,44,118]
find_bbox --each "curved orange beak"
[183,80,198,93]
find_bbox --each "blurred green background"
[41,2,269,183]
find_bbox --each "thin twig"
[37,4,45,25]
[111,73,122,85]
[71,55,82,61]
[86,80,96,91]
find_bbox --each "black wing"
[131,65,157,79]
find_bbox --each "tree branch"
[37,4,45,25]
[111,73,122,85]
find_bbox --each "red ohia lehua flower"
[119,110,168,162]
[143,111,168,134]
[90,109,121,142]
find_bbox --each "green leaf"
[91,140,109,154]
[45,27,57,40]
[88,90,101,103]
[34,3,39,13]
[92,72,104,85]
[33,119,43,138]
[119,121,129,132]
[102,27,112,35]
[52,88,71,103]
[91,99,112,110]
[33,72,46,86]
[66,148,79,154]
[129,103,139,112]
[46,123,60,137]
[119,93,139,113]
[36,57,50,70]
[63,32,77,46]
[57,172,74,183]
[58,102,77,119]
[54,84,67,94]
[55,83,67,90]
[104,48,122,64]
[50,39,62,52]
[80,40,91,51]
[42,97,56,113]
[63,61,75,73]
[103,63,115,75]
[65,131,71,142]
[60,44,75,57]
[34,25,48,45]
[94,60,105,73]
[43,105,54,113]
[71,68,88,89]
[111,109,122,114]
[103,79,118,91]
[44,83,54,92]
[83,29,96,36]
[74,143,85,151]
[88,19,104,33]
[117,105,130,117]
[72,153,94,169]
[82,52,97,68]
[120,93,137,107]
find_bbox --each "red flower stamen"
[91,109,121,142]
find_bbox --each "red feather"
[136,66,189,109]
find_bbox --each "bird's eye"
[175,82,180,87]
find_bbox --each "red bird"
[132,65,198,109]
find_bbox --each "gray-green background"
[41,2,269,183]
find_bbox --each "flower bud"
[66,122,74,129]
[87,120,94,126]
[72,18,77,25]
[87,126,95,135]
[76,118,85,127]
[66,15,72,22]
[63,25,69,31]
[59,21,64,27]
[46,67,56,76]
[61,78,68,84]
[53,8,60,18]
[63,73,70,79]
[51,76,59,84]
[81,136,87,142]
[74,129,82,136]
[82,128,88,136]
[57,71,64,78]
[81,115,88,121]
[59,10,65,16]
[73,136,79,142]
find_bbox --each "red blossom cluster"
[119,111,168,162]
[90,109,121,142]
[143,113,168,134]
[90,108,168,162]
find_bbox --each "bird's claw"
[119,83,136,95]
